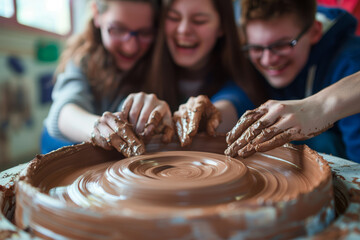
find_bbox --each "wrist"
[309,91,339,125]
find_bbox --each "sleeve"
[338,113,360,162]
[44,61,95,141]
[326,37,360,162]
[210,80,255,117]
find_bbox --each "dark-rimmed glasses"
[242,25,311,59]
[107,26,154,43]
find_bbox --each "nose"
[121,36,140,56]
[177,19,191,35]
[260,49,279,66]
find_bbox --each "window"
[0,0,73,36]
[0,0,14,18]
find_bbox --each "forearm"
[58,103,99,142]
[310,71,360,124]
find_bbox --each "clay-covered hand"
[121,92,174,143]
[91,112,145,157]
[173,95,221,147]
[225,99,333,158]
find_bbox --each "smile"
[175,40,199,49]
[267,63,286,71]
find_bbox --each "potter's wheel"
[1,135,359,239]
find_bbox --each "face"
[245,14,315,88]
[165,0,223,70]
[94,1,154,71]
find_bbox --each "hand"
[121,92,174,143]
[225,99,333,158]
[91,112,145,157]
[173,95,221,147]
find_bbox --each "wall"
[0,26,65,170]
[0,0,90,171]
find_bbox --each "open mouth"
[267,63,286,71]
[263,63,288,76]
[175,40,199,50]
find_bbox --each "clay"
[173,95,221,147]
[13,135,334,240]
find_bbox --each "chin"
[175,59,195,68]
[117,63,134,72]
[267,77,293,89]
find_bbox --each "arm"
[225,71,360,158]
[44,61,96,142]
[58,104,98,142]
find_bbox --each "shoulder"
[330,36,360,78]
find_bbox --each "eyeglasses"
[107,26,154,43]
[242,25,310,59]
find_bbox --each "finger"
[91,127,112,150]
[250,126,283,146]
[238,144,256,158]
[121,96,134,121]
[185,96,205,136]
[254,130,294,153]
[237,117,274,145]
[94,113,118,148]
[226,109,266,144]
[126,94,145,127]
[185,95,209,137]
[145,105,174,143]
[115,118,145,156]
[206,106,221,136]
[184,96,202,136]
[135,95,159,134]
[109,133,133,157]
[160,108,175,143]
[142,110,162,137]
[102,112,123,134]
[173,110,192,147]
[224,135,248,157]
[161,125,175,143]
[187,108,202,137]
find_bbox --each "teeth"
[268,66,279,70]
[177,41,196,48]
[268,64,284,71]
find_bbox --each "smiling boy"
[240,0,360,160]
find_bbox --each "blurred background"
[0,0,89,170]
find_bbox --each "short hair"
[240,0,317,30]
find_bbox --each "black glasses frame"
[242,24,311,57]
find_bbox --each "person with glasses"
[41,0,164,155]
[117,0,266,147]
[226,0,360,162]
[98,0,267,149]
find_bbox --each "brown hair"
[55,0,159,102]
[241,0,316,30]
[146,0,265,111]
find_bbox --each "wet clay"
[173,95,220,147]
[14,134,334,240]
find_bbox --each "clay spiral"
[49,151,256,208]
[15,137,334,240]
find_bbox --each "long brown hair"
[55,0,159,102]
[146,0,266,111]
